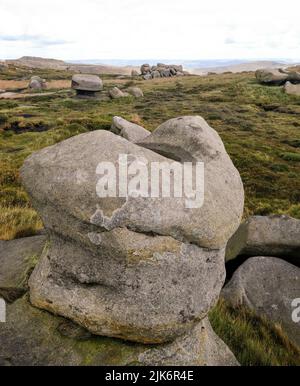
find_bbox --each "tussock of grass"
[209,299,300,366]
[0,206,43,240]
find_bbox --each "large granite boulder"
[20,115,243,363]
[222,256,300,348]
[284,81,300,96]
[226,215,300,265]
[71,74,103,98]
[111,116,150,142]
[0,236,46,302]
[255,69,288,85]
[71,74,103,92]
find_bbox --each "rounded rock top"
[71,74,103,92]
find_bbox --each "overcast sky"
[0,0,300,61]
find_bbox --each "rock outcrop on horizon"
[20,115,244,365]
[138,63,188,79]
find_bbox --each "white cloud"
[0,0,299,60]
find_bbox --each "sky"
[0,0,300,61]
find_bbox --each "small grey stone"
[126,86,144,98]
[111,116,150,142]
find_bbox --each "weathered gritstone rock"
[111,116,150,142]
[109,87,129,99]
[29,232,226,343]
[222,256,300,348]
[72,74,103,98]
[255,68,300,86]
[22,125,243,249]
[21,115,243,363]
[0,296,238,366]
[127,86,144,98]
[138,116,244,248]
[255,68,288,85]
[226,215,300,265]
[284,81,300,96]
[29,75,47,90]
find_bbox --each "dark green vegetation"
[210,299,300,366]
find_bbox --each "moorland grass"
[209,299,300,366]
[0,69,299,239]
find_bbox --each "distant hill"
[191,61,291,75]
[3,57,299,76]
[6,56,138,75]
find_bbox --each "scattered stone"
[109,87,129,99]
[111,116,150,142]
[126,86,144,98]
[29,76,47,90]
[255,68,288,85]
[284,81,300,96]
[71,74,103,98]
[226,215,300,265]
[0,236,46,302]
[222,256,300,348]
